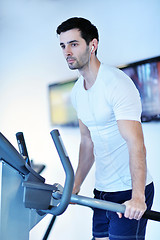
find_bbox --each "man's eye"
[61,45,65,49]
[71,43,78,47]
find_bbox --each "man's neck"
[79,57,101,90]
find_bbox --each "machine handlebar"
[71,194,160,222]
[48,129,74,216]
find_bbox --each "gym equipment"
[0,130,74,240]
[0,129,160,240]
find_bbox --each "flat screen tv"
[49,56,160,126]
[48,79,78,126]
[119,56,160,122]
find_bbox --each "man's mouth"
[66,57,76,64]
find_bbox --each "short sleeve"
[109,71,142,122]
[70,87,77,110]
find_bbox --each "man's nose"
[64,45,72,56]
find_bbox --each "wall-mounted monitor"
[48,79,78,126]
[119,56,160,122]
[49,56,160,126]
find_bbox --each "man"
[56,17,154,240]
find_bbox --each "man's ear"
[89,38,98,54]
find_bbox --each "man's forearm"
[129,144,147,199]
[117,120,147,219]
[121,143,147,220]
[73,141,94,194]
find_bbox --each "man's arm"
[72,119,95,194]
[117,120,147,220]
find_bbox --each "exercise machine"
[0,129,160,240]
[0,129,74,239]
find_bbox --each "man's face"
[59,29,90,70]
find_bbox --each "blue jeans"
[92,182,154,240]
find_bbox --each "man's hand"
[117,197,147,220]
[72,184,80,195]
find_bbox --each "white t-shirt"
[71,63,152,192]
